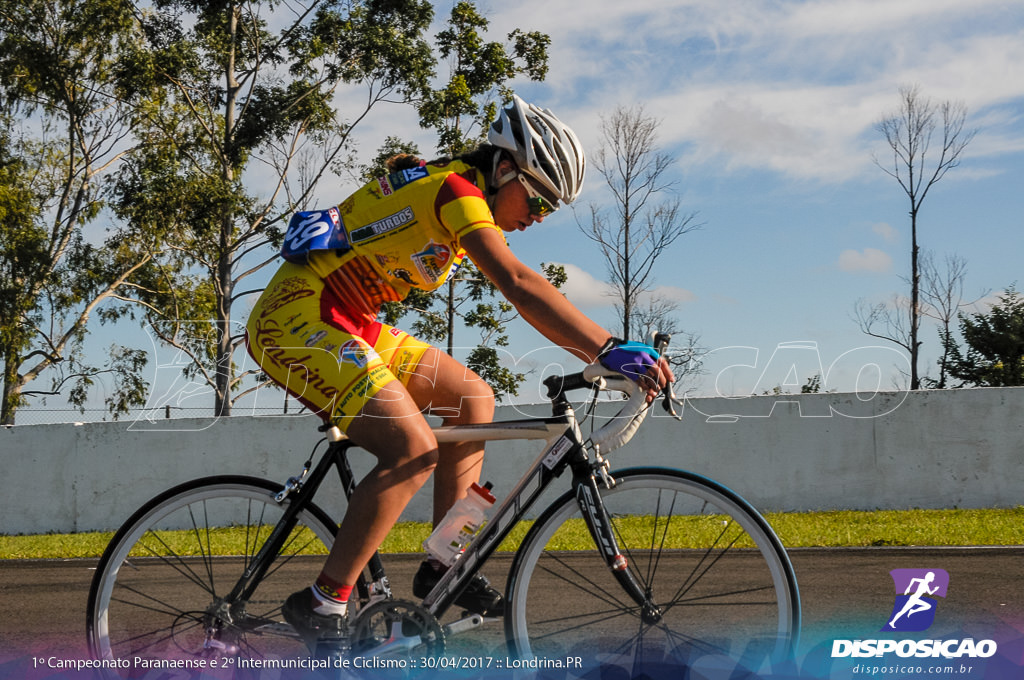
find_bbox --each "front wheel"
[504,467,800,676]
[86,476,338,675]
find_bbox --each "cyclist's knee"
[451,378,495,425]
[350,412,439,475]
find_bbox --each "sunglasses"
[516,173,559,217]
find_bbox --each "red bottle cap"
[470,482,496,504]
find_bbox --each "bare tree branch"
[866,85,976,389]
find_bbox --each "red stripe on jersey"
[434,170,484,223]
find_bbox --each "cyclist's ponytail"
[386,153,424,172]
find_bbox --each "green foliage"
[943,288,1024,387]
[417,1,549,156]
[112,0,437,415]
[0,0,154,424]
[380,261,566,401]
[367,3,552,400]
[359,136,424,183]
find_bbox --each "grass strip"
[1,507,1021,560]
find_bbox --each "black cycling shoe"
[412,560,505,617]
[282,588,348,654]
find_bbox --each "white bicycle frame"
[323,363,656,621]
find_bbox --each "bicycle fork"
[574,468,664,625]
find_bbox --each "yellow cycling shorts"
[245,262,432,430]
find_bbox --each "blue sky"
[61,0,1024,420]
[344,0,1022,398]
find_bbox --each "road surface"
[2,548,1022,676]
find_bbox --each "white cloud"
[838,248,893,273]
[872,222,899,243]
[647,285,697,305]
[552,263,696,309]
[488,0,1024,184]
[556,263,617,309]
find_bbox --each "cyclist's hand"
[599,341,674,402]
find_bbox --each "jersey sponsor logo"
[392,268,415,285]
[248,320,342,407]
[338,195,356,216]
[304,330,328,347]
[412,240,453,284]
[339,339,380,368]
[388,165,429,190]
[350,206,415,243]
[259,277,316,318]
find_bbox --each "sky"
[46,0,1024,421]
[350,0,1024,399]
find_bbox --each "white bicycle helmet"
[487,95,586,205]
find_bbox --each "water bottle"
[422,482,496,566]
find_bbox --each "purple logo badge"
[882,568,949,632]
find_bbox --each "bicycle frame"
[421,394,653,620]
[222,382,656,628]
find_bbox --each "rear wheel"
[86,476,337,675]
[505,467,800,676]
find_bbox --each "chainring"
[349,599,445,659]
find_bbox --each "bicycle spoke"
[528,603,642,643]
[134,531,217,595]
[110,583,193,619]
[89,479,338,675]
[243,499,271,571]
[189,503,217,595]
[661,525,750,617]
[535,553,633,613]
[507,470,798,670]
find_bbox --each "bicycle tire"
[86,475,338,674]
[504,467,800,676]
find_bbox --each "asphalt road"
[2,548,1022,674]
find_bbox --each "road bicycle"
[86,334,800,677]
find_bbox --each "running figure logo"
[883,568,949,632]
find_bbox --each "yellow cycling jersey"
[306,159,502,319]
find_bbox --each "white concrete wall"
[2,387,1022,535]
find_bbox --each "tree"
[581,105,702,377]
[0,0,151,424]
[920,252,985,388]
[417,0,548,157]
[855,250,980,389]
[115,0,435,416]
[943,288,1024,387]
[370,1,553,400]
[871,84,975,389]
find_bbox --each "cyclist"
[245,95,674,648]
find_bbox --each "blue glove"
[599,340,660,383]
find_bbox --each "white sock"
[310,585,348,616]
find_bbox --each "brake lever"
[650,332,683,420]
[661,384,684,421]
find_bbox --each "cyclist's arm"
[460,227,609,363]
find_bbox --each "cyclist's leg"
[247,266,441,629]
[320,381,439,588]
[249,273,499,614]
[395,345,505,615]
[404,346,495,524]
